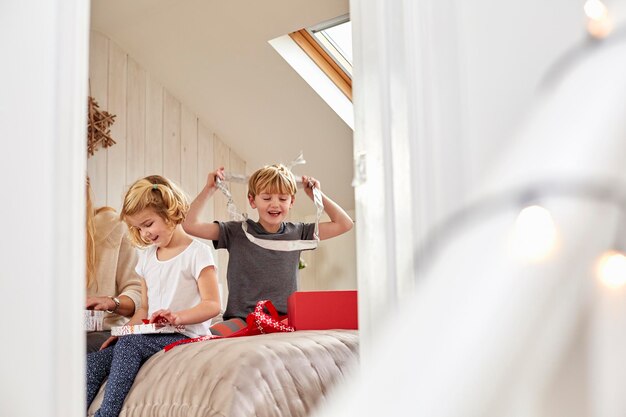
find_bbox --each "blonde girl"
[86,175,221,417]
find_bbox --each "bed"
[87,330,359,417]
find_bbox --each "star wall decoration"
[87,96,116,157]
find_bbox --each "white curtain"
[342,0,626,415]
[350,0,468,363]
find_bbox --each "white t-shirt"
[135,239,216,338]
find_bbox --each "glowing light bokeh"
[510,205,558,262]
[584,0,608,20]
[584,0,612,39]
[597,251,626,289]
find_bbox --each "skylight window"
[269,13,354,127]
[308,15,353,77]
[289,14,353,101]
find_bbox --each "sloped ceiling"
[90,0,354,215]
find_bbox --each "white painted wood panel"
[197,122,215,215]
[180,105,198,197]
[213,134,231,300]
[106,41,127,210]
[163,91,181,184]
[126,57,146,186]
[88,31,108,208]
[145,75,163,176]
[213,134,231,221]
[229,150,247,212]
[196,122,221,308]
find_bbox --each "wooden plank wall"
[88,31,247,306]
[88,31,245,212]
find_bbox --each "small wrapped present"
[288,290,358,331]
[84,310,105,332]
[111,322,185,336]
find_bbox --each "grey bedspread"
[87,330,359,417]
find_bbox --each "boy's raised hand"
[301,175,320,200]
[206,167,225,190]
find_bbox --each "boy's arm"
[183,168,224,240]
[302,176,354,240]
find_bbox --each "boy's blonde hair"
[248,164,297,198]
[120,175,189,247]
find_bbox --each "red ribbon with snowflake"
[164,300,293,351]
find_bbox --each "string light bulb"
[584,0,613,39]
[510,205,559,262]
[597,250,626,289]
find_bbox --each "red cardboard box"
[288,290,358,330]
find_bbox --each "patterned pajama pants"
[86,333,187,417]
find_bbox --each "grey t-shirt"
[214,219,316,320]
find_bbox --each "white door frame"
[0,1,90,416]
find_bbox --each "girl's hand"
[301,175,320,200]
[150,309,181,325]
[86,296,116,312]
[206,167,225,191]
[99,336,118,350]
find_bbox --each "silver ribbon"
[241,221,318,252]
[217,154,324,251]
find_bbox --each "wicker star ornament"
[87,96,116,157]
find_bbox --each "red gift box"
[288,290,358,330]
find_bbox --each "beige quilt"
[87,330,359,417]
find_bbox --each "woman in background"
[85,178,142,352]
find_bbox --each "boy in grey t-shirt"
[183,163,354,334]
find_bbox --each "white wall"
[299,210,357,291]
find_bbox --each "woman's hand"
[99,336,118,350]
[301,175,320,200]
[206,167,225,191]
[149,309,182,325]
[86,296,116,312]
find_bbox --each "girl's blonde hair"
[86,177,115,289]
[248,164,297,198]
[86,177,96,289]
[120,175,189,247]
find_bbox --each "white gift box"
[84,310,105,332]
[111,323,185,336]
